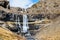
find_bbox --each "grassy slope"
[35,16,60,40]
[0,27,25,40]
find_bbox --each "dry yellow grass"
[35,16,60,40]
[0,27,25,40]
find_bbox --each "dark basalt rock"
[32,14,45,20]
[0,1,9,8]
[29,24,39,30]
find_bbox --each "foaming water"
[23,14,29,33]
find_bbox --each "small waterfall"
[22,14,29,33]
[15,15,21,32]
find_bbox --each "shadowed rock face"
[0,0,9,8]
[0,12,60,22]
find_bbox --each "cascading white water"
[9,0,39,34]
[22,14,29,33]
[15,15,21,30]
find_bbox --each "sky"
[9,0,39,9]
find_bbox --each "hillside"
[0,27,25,40]
[35,16,60,40]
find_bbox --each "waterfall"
[22,14,29,33]
[15,15,21,31]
